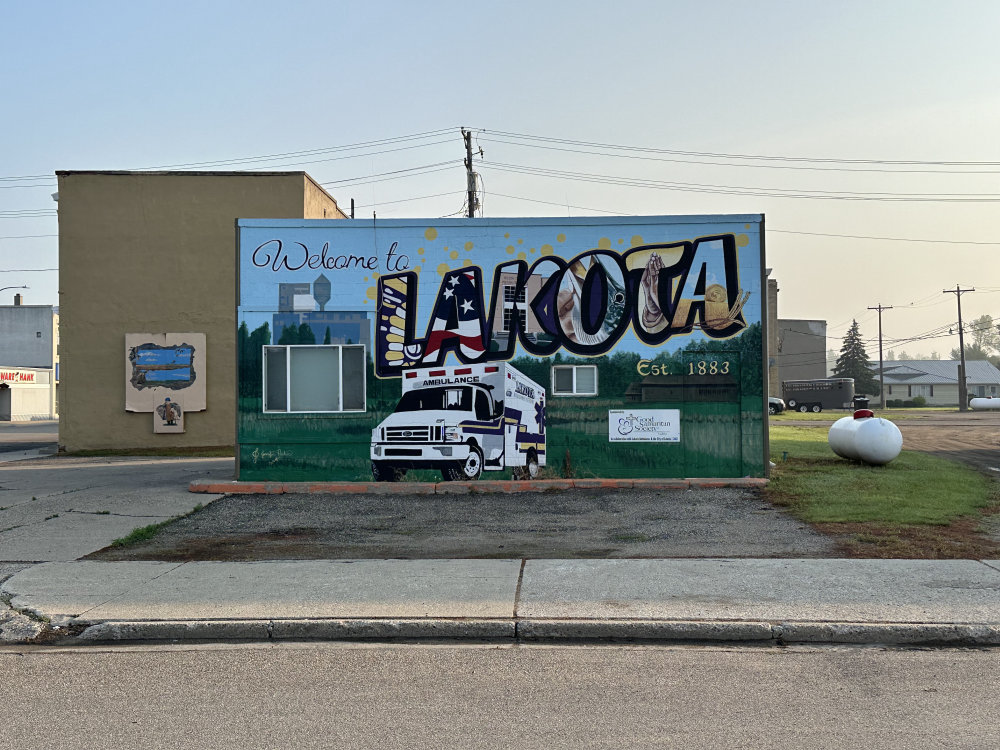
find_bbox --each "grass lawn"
[767,424,1000,557]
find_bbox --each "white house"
[875,359,1000,407]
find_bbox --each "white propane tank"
[970,397,1000,410]
[828,409,903,465]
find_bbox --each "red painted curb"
[190,476,767,494]
[631,478,691,489]
[188,481,236,494]
[368,482,438,495]
[572,479,635,489]
[687,477,769,489]
[433,481,480,494]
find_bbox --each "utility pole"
[868,304,892,409]
[944,285,975,411]
[462,128,477,218]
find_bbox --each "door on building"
[0,384,11,421]
[681,350,742,476]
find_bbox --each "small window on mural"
[551,365,598,396]
[263,344,366,413]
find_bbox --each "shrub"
[912,395,927,407]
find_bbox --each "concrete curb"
[189,477,769,495]
[517,619,775,642]
[32,617,1000,647]
[73,618,516,643]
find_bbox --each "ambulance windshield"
[394,386,473,413]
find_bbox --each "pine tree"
[833,319,880,395]
[297,322,316,345]
[277,325,298,345]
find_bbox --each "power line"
[135,129,456,171]
[769,229,1000,246]
[489,191,627,215]
[480,129,1000,167]
[318,161,461,187]
[479,134,1000,175]
[481,161,1000,202]
[0,211,57,219]
[352,190,466,210]
[0,129,459,185]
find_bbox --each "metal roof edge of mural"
[236,214,766,482]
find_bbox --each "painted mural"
[237,215,765,482]
[125,332,206,414]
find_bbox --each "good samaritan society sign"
[609,409,680,442]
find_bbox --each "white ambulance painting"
[370,363,546,481]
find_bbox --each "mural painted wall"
[237,215,766,482]
[124,333,207,431]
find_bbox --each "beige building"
[57,171,346,451]
[775,318,827,382]
[765,272,780,397]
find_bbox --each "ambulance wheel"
[442,447,483,481]
[525,450,540,479]
[513,451,540,480]
[371,461,406,482]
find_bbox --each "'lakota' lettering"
[375,234,748,377]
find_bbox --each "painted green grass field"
[237,396,764,481]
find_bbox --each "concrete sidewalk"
[4,558,1000,647]
[4,450,1000,649]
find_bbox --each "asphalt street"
[2,642,997,749]
[0,420,58,459]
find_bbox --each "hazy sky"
[4,0,999,361]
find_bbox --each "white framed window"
[263,344,366,413]
[503,285,526,304]
[502,308,527,332]
[551,364,598,396]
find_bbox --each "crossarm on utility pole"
[868,304,893,410]
[943,286,975,412]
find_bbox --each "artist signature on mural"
[250,447,293,465]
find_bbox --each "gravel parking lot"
[87,486,836,561]
[56,410,1000,562]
